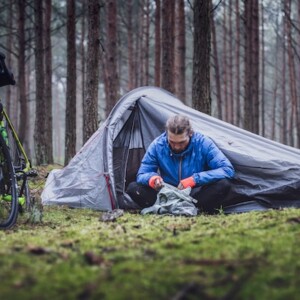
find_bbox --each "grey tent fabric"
[223,201,269,214]
[42,86,300,212]
[141,184,198,216]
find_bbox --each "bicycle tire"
[0,134,18,229]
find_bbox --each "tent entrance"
[113,104,145,207]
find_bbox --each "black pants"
[126,179,236,214]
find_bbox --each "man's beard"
[171,147,184,154]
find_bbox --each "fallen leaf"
[100,209,124,222]
[84,251,105,265]
[27,246,51,255]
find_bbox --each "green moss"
[1,204,300,299]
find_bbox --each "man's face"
[167,131,191,154]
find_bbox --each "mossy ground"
[0,166,300,299]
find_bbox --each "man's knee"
[127,181,139,195]
[191,178,232,197]
[191,179,233,214]
[214,178,232,193]
[126,182,157,208]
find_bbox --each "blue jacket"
[137,132,235,187]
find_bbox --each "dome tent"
[42,86,300,213]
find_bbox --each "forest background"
[0,0,298,166]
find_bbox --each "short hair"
[166,114,193,135]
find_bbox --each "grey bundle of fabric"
[141,183,198,216]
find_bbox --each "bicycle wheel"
[0,134,18,229]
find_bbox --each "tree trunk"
[144,0,150,86]
[154,0,161,87]
[44,0,53,163]
[18,0,27,146]
[243,0,259,134]
[252,0,259,134]
[34,0,47,164]
[80,0,86,146]
[228,0,234,124]
[271,10,280,141]
[286,0,299,147]
[83,0,100,143]
[192,0,211,114]
[133,6,140,88]
[222,4,228,121]
[297,0,300,146]
[138,0,145,86]
[104,0,119,116]
[65,0,77,165]
[281,21,287,145]
[161,0,175,93]
[26,56,32,158]
[260,2,265,137]
[235,0,241,127]
[127,0,134,90]
[6,0,13,118]
[174,0,186,101]
[211,0,222,119]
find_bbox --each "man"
[126,114,235,213]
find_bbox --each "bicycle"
[0,52,36,229]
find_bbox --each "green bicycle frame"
[2,107,31,173]
[1,194,25,206]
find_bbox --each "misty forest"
[0,0,298,165]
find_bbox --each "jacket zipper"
[179,156,182,182]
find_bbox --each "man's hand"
[149,176,164,191]
[154,177,164,191]
[177,176,196,190]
